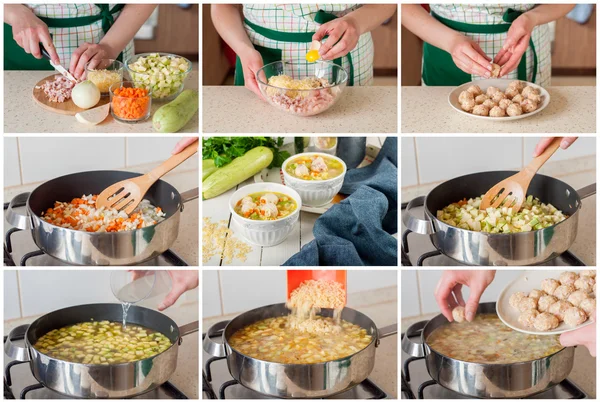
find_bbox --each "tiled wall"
[203,270,398,318]
[401,137,596,187]
[3,136,188,187]
[4,270,198,321]
[401,270,526,318]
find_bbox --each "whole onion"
[72,80,100,109]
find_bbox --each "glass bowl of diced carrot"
[110,81,152,122]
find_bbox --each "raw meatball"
[486,86,500,97]
[467,85,483,96]
[511,94,524,104]
[527,93,542,104]
[519,310,539,328]
[567,290,590,307]
[491,92,506,103]
[489,106,506,117]
[498,99,512,109]
[509,291,528,309]
[538,295,558,312]
[559,272,579,286]
[472,104,490,116]
[534,312,559,331]
[459,90,474,104]
[541,278,561,295]
[452,306,466,322]
[475,94,489,105]
[520,99,538,113]
[554,284,576,300]
[574,276,595,293]
[580,270,596,278]
[506,103,523,116]
[490,63,501,78]
[579,298,596,317]
[518,297,537,313]
[564,307,587,327]
[508,80,524,91]
[529,289,546,300]
[482,99,497,109]
[460,98,475,112]
[505,86,520,99]
[548,300,573,321]
[521,86,540,98]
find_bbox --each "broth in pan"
[426,314,563,364]
[34,321,172,364]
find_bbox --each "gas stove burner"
[4,203,189,266]
[4,335,190,399]
[202,334,389,399]
[401,329,589,399]
[400,203,587,266]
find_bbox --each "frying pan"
[5,303,199,398]
[401,302,574,398]
[5,171,198,265]
[203,303,397,398]
[403,171,595,265]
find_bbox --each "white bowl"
[282,152,347,207]
[229,183,301,247]
[448,79,550,121]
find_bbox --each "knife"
[39,43,78,83]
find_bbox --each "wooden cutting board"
[32,74,109,116]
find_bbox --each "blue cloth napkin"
[284,138,397,266]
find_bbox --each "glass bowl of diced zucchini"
[125,52,192,101]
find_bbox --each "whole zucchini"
[153,89,199,133]
[202,146,273,199]
[203,159,218,181]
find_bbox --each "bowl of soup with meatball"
[282,153,346,207]
[229,183,302,247]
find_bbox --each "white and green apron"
[423,4,551,86]
[235,4,375,87]
[5,4,135,70]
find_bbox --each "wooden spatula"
[96,141,198,214]
[287,270,347,307]
[480,137,561,212]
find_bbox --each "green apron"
[422,8,538,86]
[235,9,355,86]
[4,4,125,71]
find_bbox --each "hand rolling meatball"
[452,306,466,322]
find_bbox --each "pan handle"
[577,183,596,200]
[402,196,434,235]
[5,325,31,362]
[375,324,398,347]
[202,320,229,358]
[178,188,199,211]
[6,193,32,230]
[177,321,199,345]
[401,320,429,358]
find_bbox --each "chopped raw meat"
[36,76,76,103]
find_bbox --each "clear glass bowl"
[125,52,192,101]
[85,59,123,96]
[256,60,348,117]
[109,81,152,123]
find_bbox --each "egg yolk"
[305,49,320,63]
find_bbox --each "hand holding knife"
[39,43,78,82]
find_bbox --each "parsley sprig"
[202,137,290,168]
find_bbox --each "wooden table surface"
[203,136,388,266]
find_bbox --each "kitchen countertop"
[401,314,596,398]
[202,287,398,398]
[401,86,595,133]
[3,157,199,266]
[4,70,199,133]
[203,86,397,133]
[401,156,596,265]
[5,300,199,398]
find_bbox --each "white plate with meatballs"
[497,270,596,335]
[449,79,550,121]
